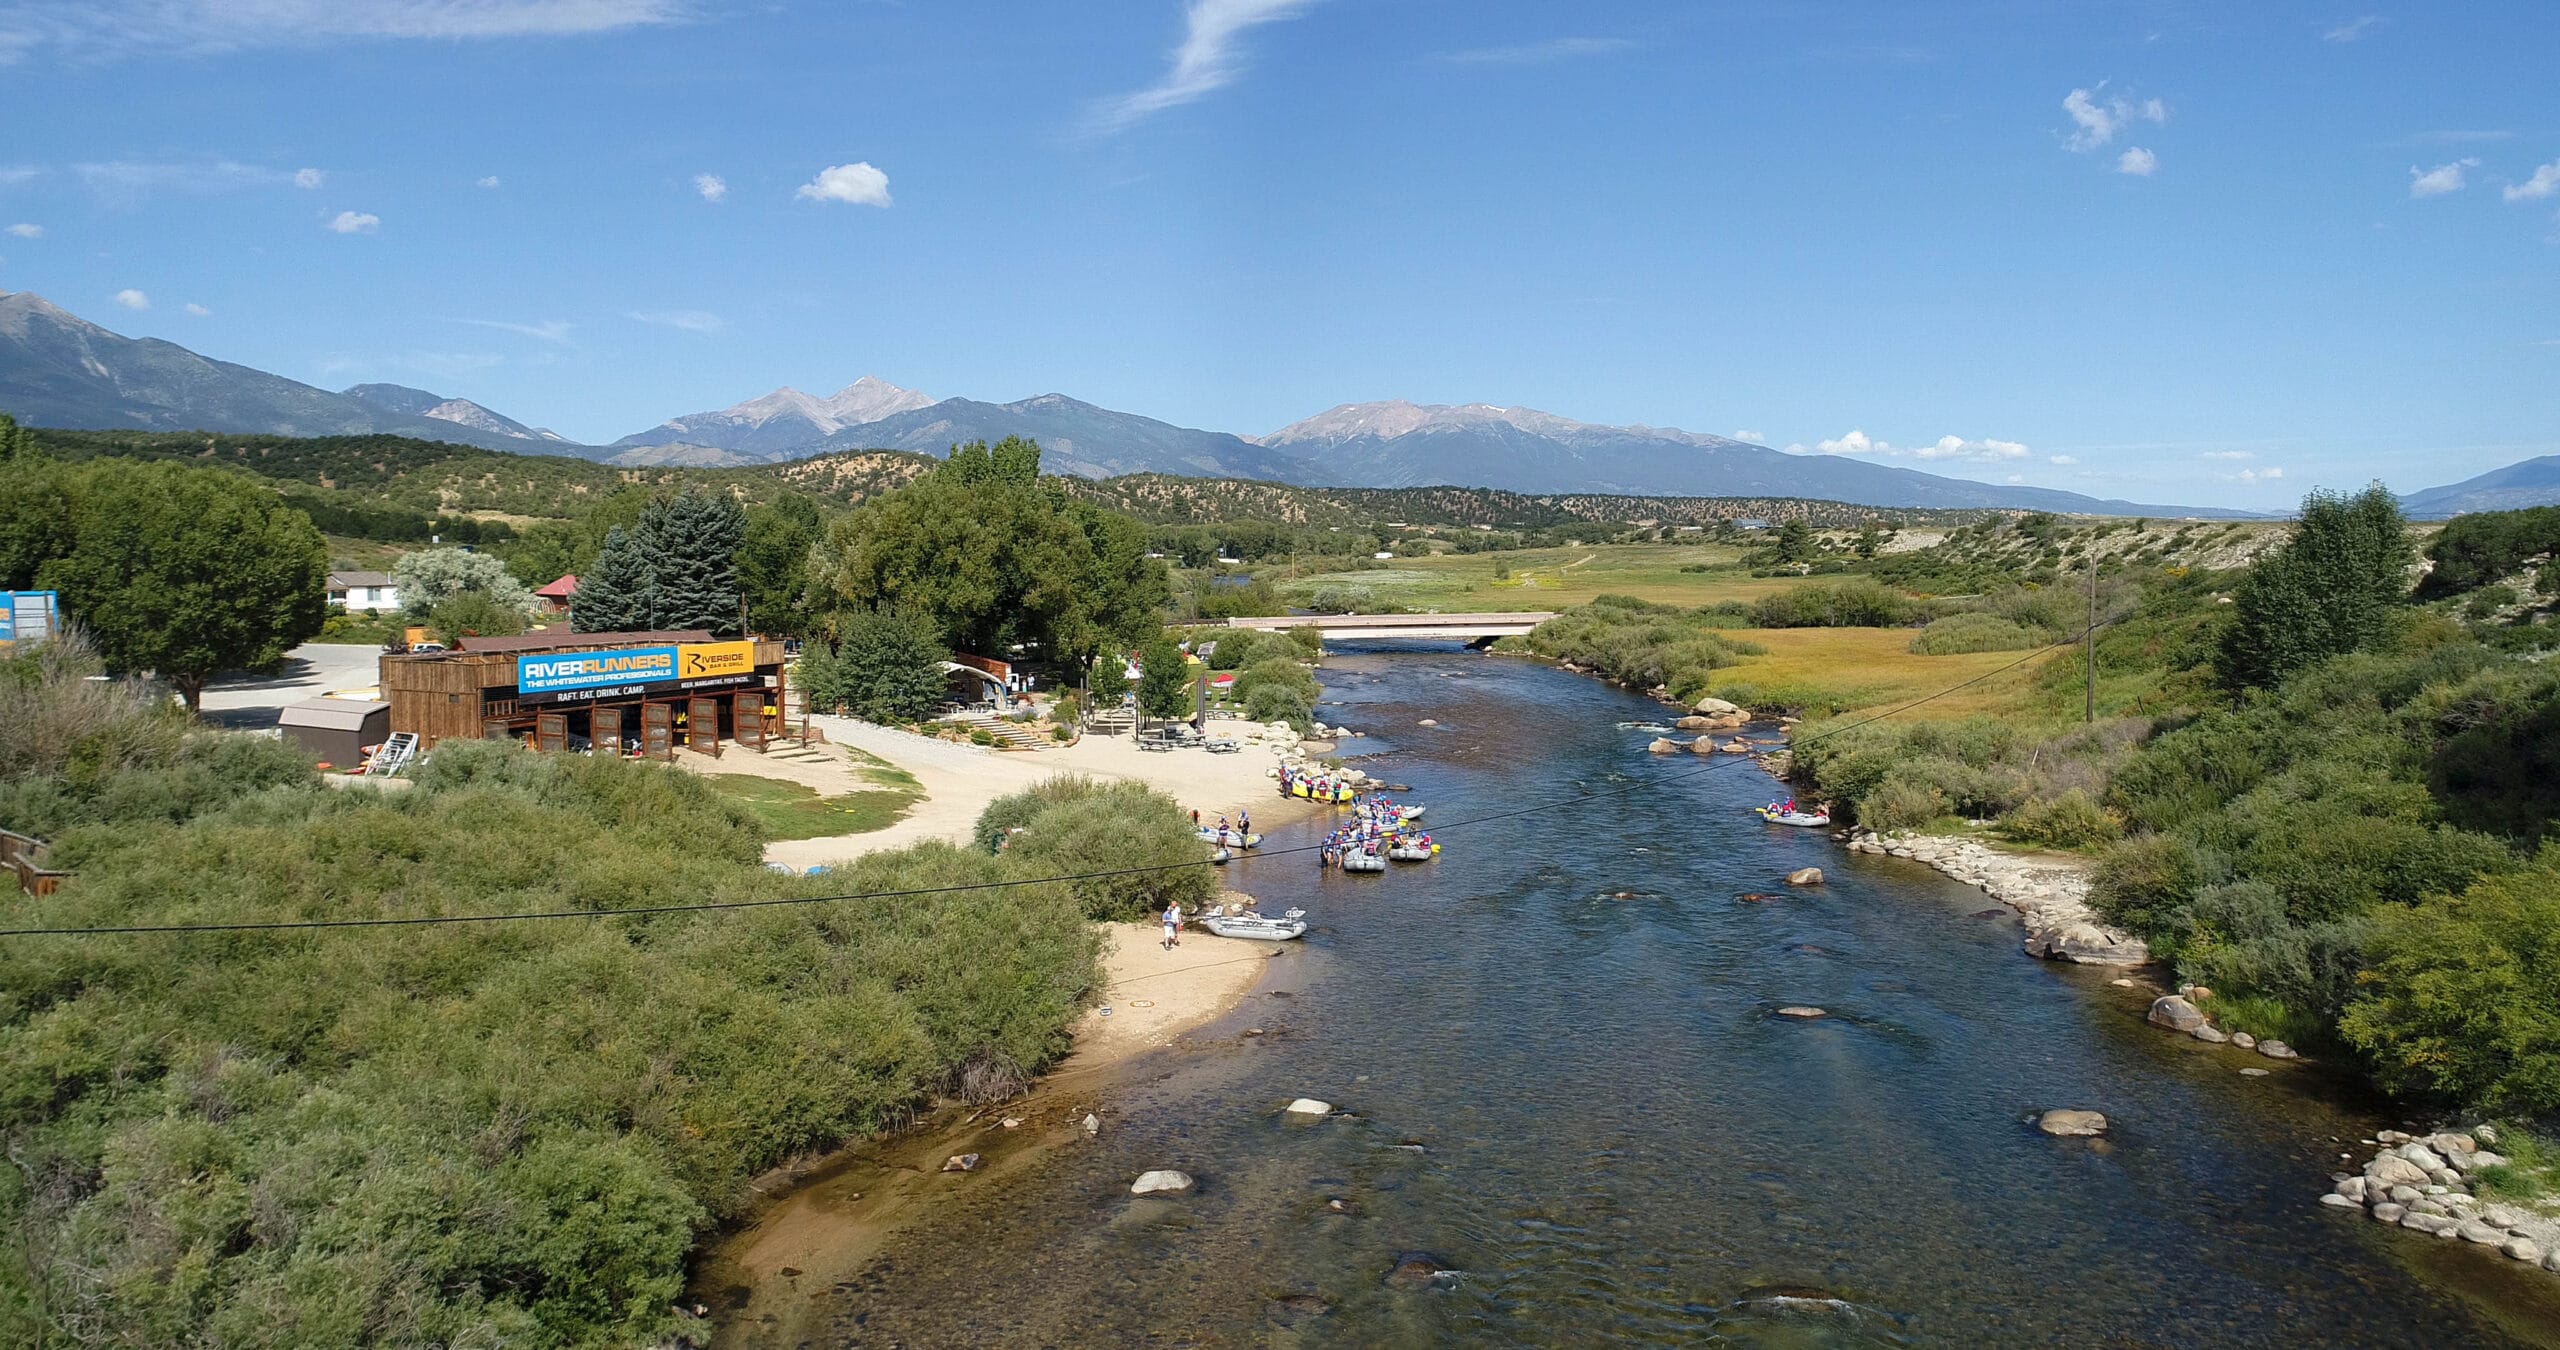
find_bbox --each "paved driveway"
[198,643,387,730]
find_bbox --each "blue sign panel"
[515,645,678,695]
[0,591,61,644]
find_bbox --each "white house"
[326,571,401,613]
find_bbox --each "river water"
[746,645,2560,1347]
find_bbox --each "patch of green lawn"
[704,771,922,840]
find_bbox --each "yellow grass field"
[1702,628,2072,721]
[1281,543,1802,610]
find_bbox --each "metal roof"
[327,571,395,588]
[451,629,713,655]
[278,698,390,731]
[534,574,579,597]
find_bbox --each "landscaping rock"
[2365,1155,2429,1189]
[1131,1169,1195,1196]
[2459,1219,2510,1246]
[1785,868,1824,887]
[1286,1098,1333,1116]
[2037,1109,2109,1137]
[2147,996,2208,1033]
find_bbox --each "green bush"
[2342,852,2560,1114]
[0,739,1099,1348]
[2006,788,2122,849]
[1243,683,1313,729]
[1909,611,2051,655]
[1522,597,1765,699]
[1234,655,1317,706]
[979,775,1215,921]
[1748,577,1920,628]
[1858,773,1947,831]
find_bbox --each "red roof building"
[534,574,578,614]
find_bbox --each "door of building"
[534,712,569,752]
[731,691,764,750]
[687,696,722,756]
[641,702,674,760]
[592,706,624,756]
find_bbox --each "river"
[712,644,2560,1346]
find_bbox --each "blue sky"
[0,0,2553,508]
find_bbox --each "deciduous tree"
[40,460,327,711]
[2218,485,2412,691]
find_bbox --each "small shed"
[279,698,392,768]
[535,574,579,615]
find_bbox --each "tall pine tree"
[648,488,747,635]
[572,525,650,632]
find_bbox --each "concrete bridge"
[1224,611,1558,643]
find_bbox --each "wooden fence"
[1,828,70,897]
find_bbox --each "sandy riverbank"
[751,714,1325,870]
[692,917,1286,1345]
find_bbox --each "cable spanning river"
[746,645,2560,1346]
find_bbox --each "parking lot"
[197,643,386,731]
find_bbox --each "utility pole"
[2085,549,2098,724]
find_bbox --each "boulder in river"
[1384,1253,1451,1290]
[1774,1006,1828,1019]
[2036,1109,2109,1137]
[1785,868,1824,886]
[2256,1039,2298,1060]
[1675,715,1713,730]
[1693,696,1742,715]
[1648,738,1680,756]
[1691,737,1719,756]
[2146,995,2208,1033]
[1286,1098,1334,1116]
[1131,1169,1195,1196]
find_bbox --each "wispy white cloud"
[458,318,572,343]
[4,222,39,238]
[1,0,688,64]
[477,175,502,189]
[796,162,890,207]
[2061,83,2166,153]
[112,288,148,310]
[628,309,724,333]
[2507,160,2560,203]
[693,172,727,202]
[2236,466,2285,483]
[2048,454,2078,465]
[1089,0,1317,134]
[2117,146,2158,176]
[2409,158,2478,197]
[1435,36,1632,66]
[1785,430,2034,463]
[0,166,38,186]
[2200,449,2255,460]
[2322,15,2383,42]
[183,302,210,316]
[326,209,381,233]
[293,166,323,189]
[74,159,299,196]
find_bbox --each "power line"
[0,621,2112,939]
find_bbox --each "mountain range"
[1,288,2526,516]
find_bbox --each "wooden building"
[380,629,789,755]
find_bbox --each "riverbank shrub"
[977,775,1216,921]
[2339,852,2560,1114]
[1521,596,1765,701]
[1748,577,1922,629]
[1908,612,2051,654]
[0,738,1101,1348]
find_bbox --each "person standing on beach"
[1162,900,1183,949]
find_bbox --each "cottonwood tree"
[41,460,327,711]
[1135,635,1192,722]
[2217,484,2413,691]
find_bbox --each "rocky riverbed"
[1842,829,2151,965]
[2329,1125,2560,1277]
